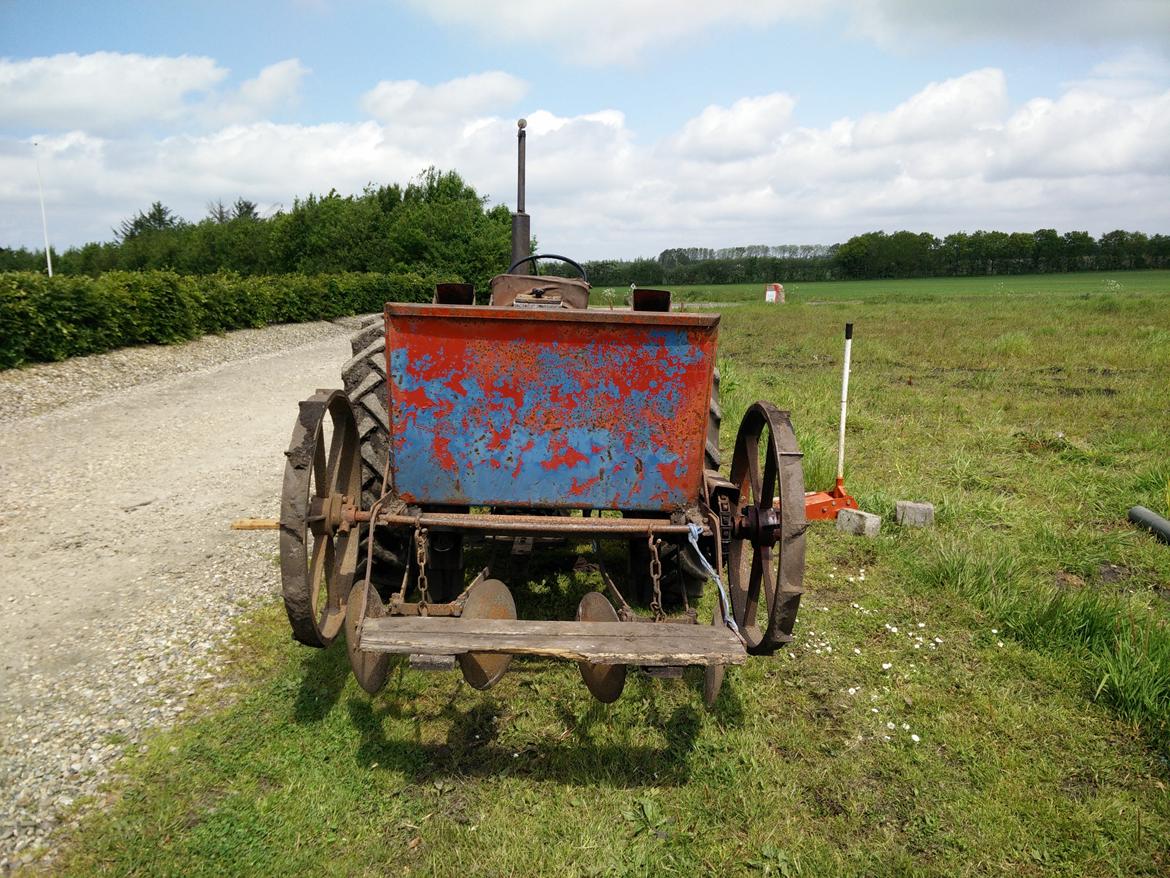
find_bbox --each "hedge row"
[0,270,447,369]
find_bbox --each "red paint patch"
[656,459,688,495]
[569,473,603,496]
[541,437,590,471]
[512,438,536,479]
[433,434,457,473]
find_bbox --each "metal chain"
[648,533,665,621]
[414,526,431,614]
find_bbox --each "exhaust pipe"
[510,118,530,273]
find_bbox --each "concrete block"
[895,501,935,528]
[837,508,882,537]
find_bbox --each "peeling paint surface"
[385,305,718,510]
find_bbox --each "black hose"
[1128,506,1170,544]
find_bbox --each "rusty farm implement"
[278,121,808,705]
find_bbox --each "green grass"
[49,271,1170,877]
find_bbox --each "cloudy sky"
[2,0,1169,258]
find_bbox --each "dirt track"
[0,319,358,866]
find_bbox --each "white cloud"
[405,0,827,65]
[3,63,1169,259]
[851,0,1170,51]
[0,52,312,134]
[854,68,1006,146]
[673,94,797,161]
[207,59,311,126]
[0,52,227,131]
[361,71,527,125]
[408,0,1170,65]
[990,87,1170,180]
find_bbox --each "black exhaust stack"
[510,118,530,274]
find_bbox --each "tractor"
[279,119,807,705]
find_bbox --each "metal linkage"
[583,542,635,622]
[414,525,431,613]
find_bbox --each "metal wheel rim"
[727,401,807,655]
[280,389,361,647]
[703,601,727,708]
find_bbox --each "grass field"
[52,271,1170,876]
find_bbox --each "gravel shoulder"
[0,319,366,870]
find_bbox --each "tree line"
[0,169,512,291]
[3,167,1167,288]
[580,229,1170,286]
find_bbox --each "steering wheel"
[507,253,588,283]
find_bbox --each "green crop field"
[51,271,1170,877]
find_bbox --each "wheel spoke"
[743,542,764,645]
[761,430,778,509]
[323,538,338,615]
[308,534,329,621]
[326,412,346,493]
[758,548,777,614]
[728,539,749,624]
[312,440,327,498]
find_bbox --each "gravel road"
[0,319,364,871]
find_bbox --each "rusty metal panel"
[384,304,718,510]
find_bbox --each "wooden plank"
[360,617,746,666]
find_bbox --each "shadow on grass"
[291,542,744,775]
[344,675,705,787]
[292,643,349,724]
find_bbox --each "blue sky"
[2,0,1169,258]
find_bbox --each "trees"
[116,201,181,241]
[14,170,508,283]
[4,174,1165,283]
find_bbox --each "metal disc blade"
[346,581,390,695]
[703,604,726,709]
[576,591,627,703]
[457,578,515,690]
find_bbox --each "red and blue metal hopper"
[278,121,808,705]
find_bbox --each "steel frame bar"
[373,510,708,537]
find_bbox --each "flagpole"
[34,141,53,277]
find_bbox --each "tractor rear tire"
[705,366,722,471]
[342,316,406,590]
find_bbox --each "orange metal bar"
[802,477,858,521]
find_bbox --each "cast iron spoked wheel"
[728,401,808,655]
[280,389,362,648]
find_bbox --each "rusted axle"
[240,509,711,538]
[370,510,706,538]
